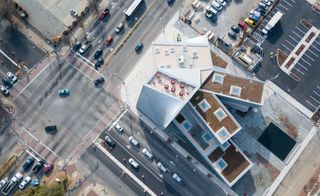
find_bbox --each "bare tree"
[87,0,101,13]
[0,0,15,22]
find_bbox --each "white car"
[0,85,9,96]
[114,123,123,132]
[216,0,226,6]
[12,172,23,183]
[262,0,271,6]
[211,1,222,11]
[0,177,9,190]
[142,148,153,159]
[70,9,78,17]
[19,176,31,190]
[172,173,182,183]
[157,162,167,173]
[205,5,217,15]
[79,41,91,55]
[6,72,18,84]
[128,136,139,147]
[128,158,139,169]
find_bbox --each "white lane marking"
[0,49,19,68]
[296,62,308,70]
[295,26,306,34]
[288,35,299,43]
[300,58,312,66]
[279,3,290,11]
[293,67,304,75]
[281,44,292,52]
[313,90,320,97]
[285,40,296,47]
[304,53,315,61]
[306,100,317,109]
[307,49,319,57]
[287,0,295,3]
[310,95,320,104]
[310,44,320,52]
[13,60,54,101]
[283,0,293,7]
[317,86,320,90]
[26,149,41,162]
[0,69,6,78]
[292,31,302,38]
[314,40,320,46]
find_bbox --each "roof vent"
[165,50,169,56]
[178,55,185,64]
[170,48,175,53]
[164,84,169,89]
[179,91,184,96]
[155,47,160,54]
[192,51,198,59]
[182,46,188,52]
[171,87,176,92]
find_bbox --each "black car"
[95,58,104,70]
[228,30,237,40]
[104,136,115,147]
[45,125,57,133]
[94,77,105,86]
[231,25,240,33]
[32,160,45,173]
[167,0,175,5]
[22,157,35,171]
[72,42,81,52]
[94,48,103,59]
[135,42,143,53]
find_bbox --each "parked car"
[238,21,248,30]
[70,9,78,17]
[115,23,124,34]
[262,0,271,6]
[167,0,175,5]
[157,162,167,173]
[172,173,182,183]
[95,58,104,69]
[215,0,226,6]
[44,163,54,174]
[2,79,12,89]
[45,125,57,133]
[128,136,139,147]
[228,30,237,40]
[114,123,123,132]
[258,2,268,10]
[135,42,144,53]
[72,41,81,52]
[99,8,109,20]
[6,72,18,84]
[94,48,103,59]
[104,35,113,46]
[244,18,256,27]
[128,158,139,169]
[142,148,153,159]
[31,178,39,187]
[104,135,115,147]
[79,41,91,54]
[94,77,105,86]
[206,5,218,15]
[0,85,9,96]
[249,10,261,22]
[32,160,45,173]
[19,176,31,190]
[22,157,35,171]
[58,89,70,96]
[231,25,240,33]
[205,12,217,22]
[211,1,222,11]
[0,177,9,191]
[12,172,23,183]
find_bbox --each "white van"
[157,162,167,173]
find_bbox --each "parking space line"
[287,0,296,3]
[295,26,307,34]
[313,90,320,97]
[306,100,317,109]
[281,44,292,52]
[307,49,319,58]
[311,45,320,52]
[293,67,304,75]
[285,40,296,47]
[300,58,312,66]
[296,62,308,70]
[310,96,320,104]
[282,0,293,7]
[288,35,299,43]
[314,40,320,46]
[304,53,315,61]
[278,3,290,11]
[292,31,302,38]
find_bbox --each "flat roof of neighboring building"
[202,71,265,104]
[190,91,241,143]
[208,141,252,186]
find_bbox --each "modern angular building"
[137,36,265,186]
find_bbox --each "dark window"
[175,114,185,124]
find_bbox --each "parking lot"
[12,60,118,160]
[253,0,320,113]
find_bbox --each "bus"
[125,0,143,19]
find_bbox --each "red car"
[99,8,109,20]
[238,21,248,31]
[44,163,54,174]
[104,36,113,46]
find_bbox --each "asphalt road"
[98,110,227,196]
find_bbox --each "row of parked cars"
[244,0,274,28]
[204,0,231,23]
[0,157,53,195]
[0,72,19,96]
[103,123,182,183]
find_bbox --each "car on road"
[79,41,91,55]
[244,18,256,27]
[135,42,143,53]
[128,136,139,147]
[142,148,153,160]
[0,177,9,191]
[99,8,110,20]
[31,178,39,187]
[104,135,115,147]
[115,23,124,34]
[94,77,105,86]
[95,58,104,69]
[114,123,123,132]
[211,1,222,11]
[70,9,78,17]
[172,173,182,183]
[157,162,167,173]
[44,163,54,174]
[6,72,18,84]
[104,36,113,46]
[228,30,237,40]
[72,41,82,52]
[94,48,103,59]
[238,21,248,31]
[22,157,35,171]
[0,85,9,96]
[128,158,139,169]
[231,25,240,33]
[19,176,31,190]
[32,160,45,173]
[45,125,57,133]
[58,89,70,96]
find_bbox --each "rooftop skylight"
[214,108,227,122]
[212,73,224,84]
[216,158,228,171]
[229,85,242,97]
[198,99,211,112]
[217,127,230,140]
